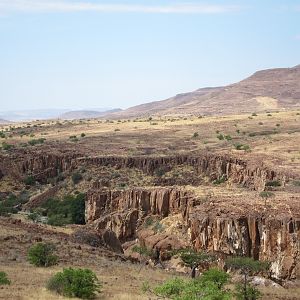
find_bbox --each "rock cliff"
[0,150,286,190]
[86,187,300,280]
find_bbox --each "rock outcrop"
[189,213,300,280]
[86,188,190,241]
[0,150,286,190]
[86,186,300,280]
[81,154,284,191]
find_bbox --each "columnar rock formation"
[86,188,190,241]
[86,187,300,280]
[189,213,300,280]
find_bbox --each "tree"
[27,242,58,267]
[47,268,101,299]
[226,257,269,300]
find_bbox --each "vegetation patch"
[47,268,101,299]
[28,242,58,267]
[37,193,86,226]
[0,272,11,285]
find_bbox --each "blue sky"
[0,0,300,111]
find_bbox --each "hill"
[0,118,11,124]
[60,108,122,120]
[105,65,300,118]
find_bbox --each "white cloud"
[0,0,240,14]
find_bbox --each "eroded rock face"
[86,188,190,241]
[81,154,284,191]
[86,187,300,280]
[1,150,285,190]
[189,214,300,280]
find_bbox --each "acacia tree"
[226,257,269,300]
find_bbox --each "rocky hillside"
[105,65,300,118]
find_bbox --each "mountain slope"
[106,65,300,118]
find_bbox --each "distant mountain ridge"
[0,118,11,124]
[59,109,122,120]
[104,64,300,118]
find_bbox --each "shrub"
[213,175,227,185]
[114,128,121,132]
[24,175,36,186]
[80,133,86,137]
[193,132,199,138]
[47,268,101,299]
[28,138,45,146]
[259,191,275,198]
[265,180,281,187]
[153,270,231,300]
[0,272,10,285]
[234,143,250,151]
[0,194,28,216]
[235,283,262,300]
[217,133,224,140]
[226,257,268,300]
[199,268,230,289]
[155,167,167,177]
[72,172,83,184]
[27,242,58,267]
[1,142,14,150]
[224,135,232,141]
[0,131,5,138]
[41,193,86,226]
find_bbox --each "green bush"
[217,134,224,140]
[153,270,231,300]
[27,242,58,267]
[81,133,86,137]
[1,142,14,150]
[213,175,227,185]
[47,268,101,299]
[193,132,199,138]
[40,193,86,226]
[234,143,250,151]
[265,180,281,187]
[0,131,6,138]
[28,138,45,146]
[72,172,83,184]
[24,175,36,186]
[0,194,28,216]
[0,271,10,285]
[199,268,230,289]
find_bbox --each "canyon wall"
[86,187,300,280]
[189,213,300,280]
[86,188,190,241]
[0,151,285,190]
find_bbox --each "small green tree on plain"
[47,268,101,299]
[226,257,269,300]
[27,242,58,267]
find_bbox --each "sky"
[0,0,300,111]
